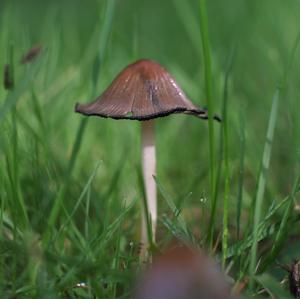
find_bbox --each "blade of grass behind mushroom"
[221,47,236,268]
[199,0,217,249]
[236,109,246,241]
[248,86,280,290]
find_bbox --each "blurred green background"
[1,0,300,298]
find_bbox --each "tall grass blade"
[249,88,280,289]
[85,183,91,240]
[199,0,217,248]
[222,48,235,268]
[237,112,245,239]
[92,0,116,93]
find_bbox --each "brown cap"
[75,59,220,121]
[134,245,236,299]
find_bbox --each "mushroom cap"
[75,59,218,121]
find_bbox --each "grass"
[198,0,217,249]
[42,0,117,248]
[1,0,300,298]
[249,82,281,290]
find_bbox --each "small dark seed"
[20,44,42,64]
[3,64,13,90]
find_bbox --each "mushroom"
[75,59,219,258]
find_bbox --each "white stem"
[140,120,157,258]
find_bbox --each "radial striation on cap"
[75,59,220,121]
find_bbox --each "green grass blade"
[249,88,280,289]
[221,48,235,268]
[236,112,245,239]
[199,0,216,248]
[92,0,116,93]
[85,184,91,240]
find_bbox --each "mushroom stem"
[140,120,157,258]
